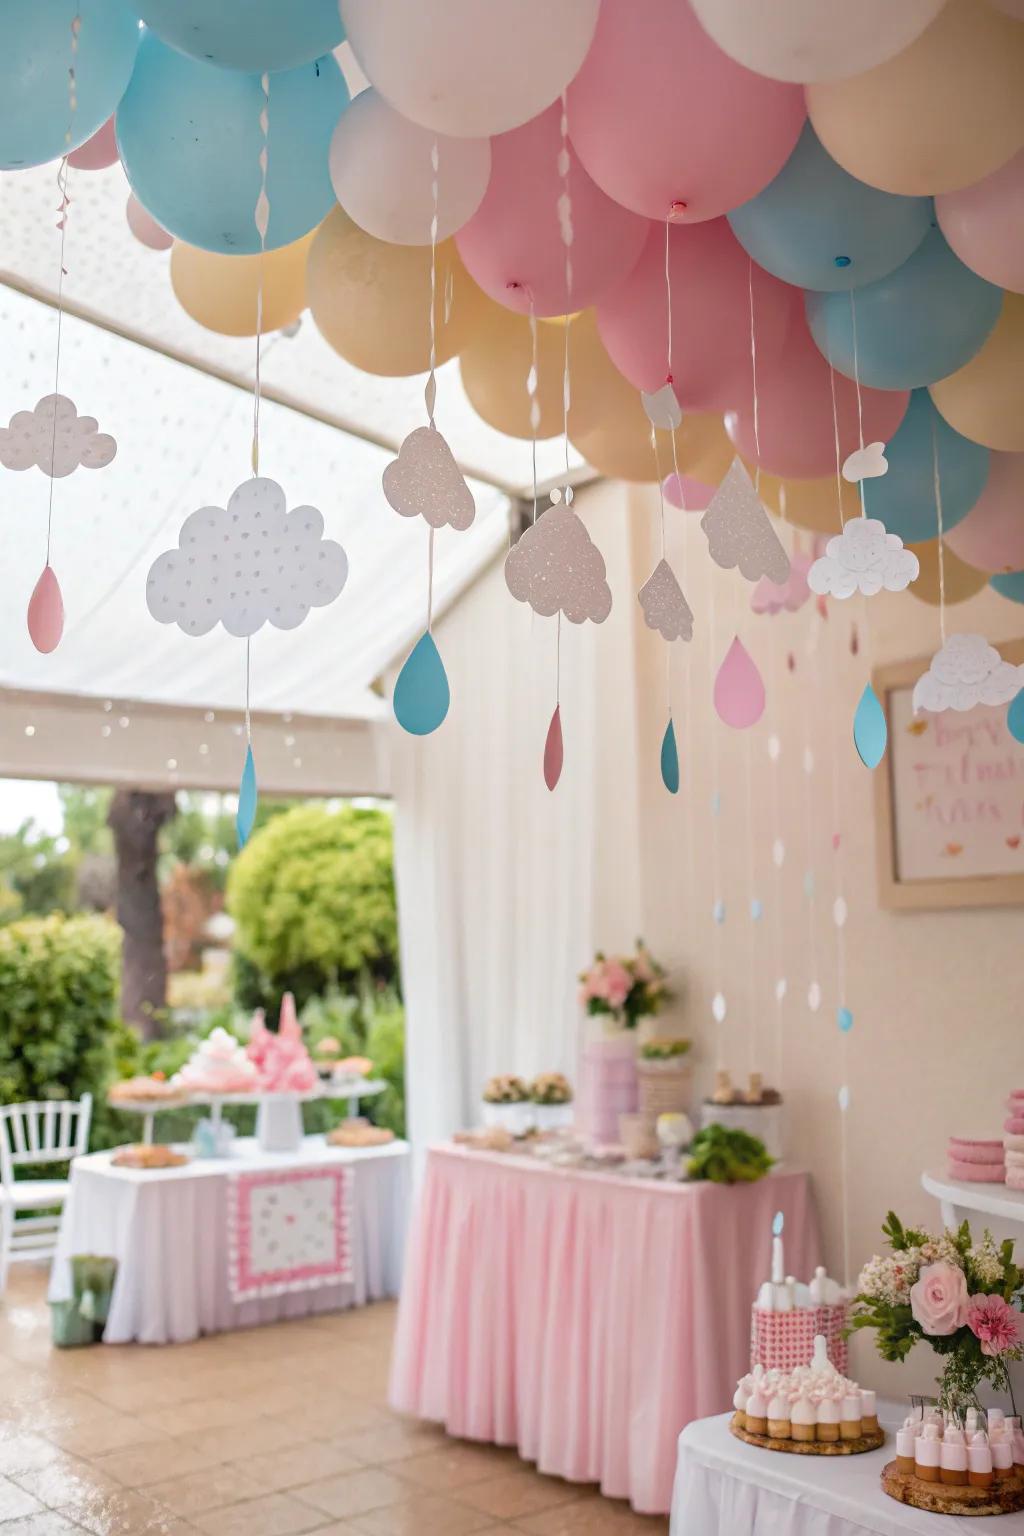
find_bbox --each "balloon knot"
[668,200,688,220]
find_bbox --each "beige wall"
[614,481,1024,1398]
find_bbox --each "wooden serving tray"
[881,1460,1024,1517]
[730,1413,885,1456]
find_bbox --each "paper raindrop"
[842,442,888,483]
[394,630,450,736]
[713,636,765,729]
[1009,690,1024,745]
[543,704,564,791]
[853,682,887,768]
[838,1085,850,1113]
[712,991,727,1023]
[660,717,680,794]
[641,383,683,432]
[713,898,726,924]
[236,745,258,849]
[27,565,64,654]
[808,981,822,1012]
[837,1006,854,1032]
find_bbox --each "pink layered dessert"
[247,993,318,1094]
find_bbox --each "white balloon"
[689,0,946,84]
[329,89,491,245]
[340,0,601,137]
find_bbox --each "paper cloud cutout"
[382,425,475,531]
[0,394,116,478]
[147,477,349,639]
[751,550,813,615]
[842,441,888,483]
[641,384,682,432]
[808,517,919,600]
[912,633,1024,715]
[638,558,693,642]
[701,458,790,585]
[504,506,612,625]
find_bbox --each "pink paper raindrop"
[27,565,64,654]
[714,636,765,729]
[543,704,564,791]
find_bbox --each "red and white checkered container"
[750,1302,848,1375]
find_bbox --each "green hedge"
[0,914,122,1106]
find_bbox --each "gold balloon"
[306,206,484,376]
[567,314,733,482]
[170,232,315,337]
[907,539,989,604]
[930,293,1024,452]
[459,302,570,440]
[808,0,1024,195]
[755,471,862,535]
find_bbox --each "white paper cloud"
[382,425,475,531]
[0,393,116,478]
[146,477,349,639]
[913,633,1024,714]
[638,557,693,641]
[641,384,682,432]
[505,505,612,625]
[808,516,918,600]
[701,457,790,585]
[842,441,888,483]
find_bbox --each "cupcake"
[940,1427,968,1486]
[745,1389,768,1436]
[859,1389,878,1434]
[969,1431,994,1489]
[767,1392,791,1440]
[915,1423,942,1483]
[816,1396,840,1444]
[791,1395,816,1444]
[896,1421,917,1475]
[840,1392,862,1442]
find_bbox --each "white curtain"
[388,483,646,1152]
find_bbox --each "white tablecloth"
[49,1136,409,1344]
[671,1404,1024,1536]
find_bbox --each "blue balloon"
[134,0,344,72]
[991,571,1024,605]
[728,125,931,294]
[805,226,1002,390]
[116,32,348,252]
[861,390,988,543]
[0,0,139,171]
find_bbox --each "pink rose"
[604,960,631,1010]
[585,963,610,1002]
[966,1294,1024,1357]
[909,1262,969,1337]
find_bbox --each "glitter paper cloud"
[382,425,475,531]
[504,505,612,624]
[146,476,349,639]
[701,457,790,585]
[638,557,693,641]
[808,516,919,600]
[0,393,116,478]
[912,633,1024,714]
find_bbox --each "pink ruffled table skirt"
[389,1145,821,1514]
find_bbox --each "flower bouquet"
[578,941,671,1032]
[481,1074,533,1136]
[530,1072,573,1132]
[851,1211,1024,1418]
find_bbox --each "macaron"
[948,1158,1005,1182]
[1007,1170,1024,1190]
[1005,1149,1024,1167]
[1005,1116,1024,1135]
[1004,1133,1024,1153]
[949,1138,1005,1164]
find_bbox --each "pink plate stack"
[1005,1092,1024,1191]
[948,1136,1005,1183]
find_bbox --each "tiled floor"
[0,1268,669,1536]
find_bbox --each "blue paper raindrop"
[750,898,763,921]
[394,631,450,736]
[660,718,680,795]
[853,682,887,769]
[236,744,257,849]
[837,1006,854,1033]
[772,1210,784,1236]
[1008,689,1024,745]
[713,899,726,925]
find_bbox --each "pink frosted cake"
[174,1026,259,1094]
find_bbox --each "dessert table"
[389,1143,822,1515]
[670,1403,1024,1535]
[49,1135,409,1344]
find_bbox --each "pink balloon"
[944,453,1024,573]
[567,0,806,223]
[456,103,648,316]
[664,473,715,510]
[724,318,910,479]
[126,193,173,252]
[714,636,765,729]
[67,116,119,171]
[597,219,800,411]
[751,551,813,615]
[935,149,1024,295]
[27,565,64,654]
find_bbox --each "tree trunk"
[108,789,176,1039]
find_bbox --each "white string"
[251,72,270,477]
[244,636,252,744]
[767,622,785,1103]
[664,219,673,382]
[747,259,761,492]
[932,424,948,647]
[527,295,539,525]
[708,554,726,1067]
[45,12,80,566]
[426,526,435,632]
[426,139,439,428]
[824,607,851,1286]
[825,339,847,532]
[848,290,868,518]
[558,92,573,476]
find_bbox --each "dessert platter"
[731,1335,883,1455]
[882,1407,1024,1516]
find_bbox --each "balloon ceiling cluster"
[3,0,1024,781]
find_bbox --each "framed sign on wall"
[873,640,1024,911]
